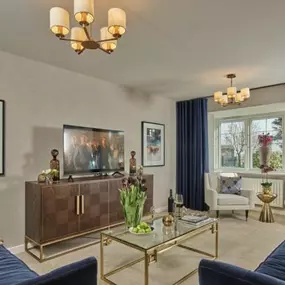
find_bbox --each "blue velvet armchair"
[199,240,285,285]
[0,245,97,285]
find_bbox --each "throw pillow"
[220,176,242,195]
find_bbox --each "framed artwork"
[0,100,4,175]
[141,121,165,167]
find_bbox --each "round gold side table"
[257,192,277,223]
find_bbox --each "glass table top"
[102,216,217,250]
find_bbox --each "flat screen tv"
[63,124,124,175]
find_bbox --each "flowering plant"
[258,133,273,147]
[42,169,58,176]
[42,169,59,184]
[119,176,147,228]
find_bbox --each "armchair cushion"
[220,176,242,195]
[218,194,249,205]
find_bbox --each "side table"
[257,192,277,223]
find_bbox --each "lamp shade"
[71,27,86,52]
[214,91,223,102]
[227,86,237,98]
[50,7,70,37]
[221,95,228,105]
[100,27,117,52]
[108,8,126,37]
[241,87,250,99]
[74,0,94,25]
[235,92,242,103]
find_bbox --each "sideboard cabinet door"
[42,184,80,242]
[79,181,109,232]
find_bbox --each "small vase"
[45,175,53,185]
[259,146,272,167]
[123,203,145,228]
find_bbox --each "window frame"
[215,112,285,173]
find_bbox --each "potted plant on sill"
[258,133,274,194]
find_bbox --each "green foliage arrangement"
[119,175,147,228]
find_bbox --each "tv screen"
[63,124,124,175]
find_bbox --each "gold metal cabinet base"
[25,221,125,262]
[100,222,219,285]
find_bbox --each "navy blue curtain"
[176,98,209,211]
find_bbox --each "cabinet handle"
[76,196,80,215]
[81,195,85,215]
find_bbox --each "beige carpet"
[17,215,285,285]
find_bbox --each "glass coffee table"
[100,217,218,285]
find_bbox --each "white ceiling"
[1,0,285,100]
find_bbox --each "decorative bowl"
[129,226,154,235]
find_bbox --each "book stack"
[181,214,211,226]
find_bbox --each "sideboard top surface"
[26,174,153,187]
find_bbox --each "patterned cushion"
[220,176,242,195]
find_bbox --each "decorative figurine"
[129,150,137,175]
[50,149,60,181]
[162,214,174,227]
[68,175,74,183]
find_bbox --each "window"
[220,121,246,168]
[216,115,284,171]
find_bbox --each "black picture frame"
[0,100,5,176]
[141,121,165,167]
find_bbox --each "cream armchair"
[204,173,255,221]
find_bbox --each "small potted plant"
[42,169,59,184]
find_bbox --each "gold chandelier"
[49,0,126,55]
[214,74,250,107]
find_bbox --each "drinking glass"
[174,194,184,218]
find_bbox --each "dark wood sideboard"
[25,175,153,261]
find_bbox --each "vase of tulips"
[258,133,274,194]
[119,169,147,228]
[258,133,273,168]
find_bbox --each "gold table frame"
[100,221,219,285]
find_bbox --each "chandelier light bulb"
[71,27,86,52]
[50,7,70,37]
[108,8,126,38]
[74,0,95,26]
[100,27,117,52]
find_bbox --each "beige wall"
[0,51,176,247]
[208,84,285,112]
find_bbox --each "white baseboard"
[8,244,25,254]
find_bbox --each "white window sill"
[214,169,285,177]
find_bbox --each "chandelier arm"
[83,26,92,40]
[59,38,85,43]
[98,46,111,54]
[77,48,86,55]
[96,38,118,43]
